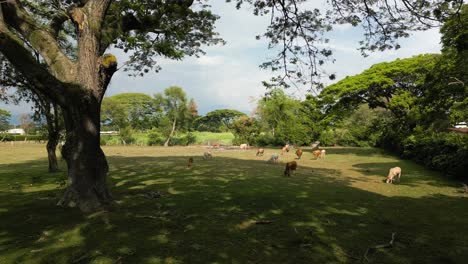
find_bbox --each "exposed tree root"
[57,186,113,213]
[362,232,396,262]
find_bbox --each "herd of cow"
[190,143,402,183]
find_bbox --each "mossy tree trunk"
[0,0,115,212]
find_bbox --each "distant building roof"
[3,128,26,135]
[455,122,467,128]
[100,131,118,134]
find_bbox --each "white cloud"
[195,55,225,66]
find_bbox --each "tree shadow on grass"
[352,161,460,188]
[317,147,390,157]
[1,156,467,264]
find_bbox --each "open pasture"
[0,144,467,263]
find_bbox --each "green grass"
[103,132,234,146]
[0,144,467,263]
[191,132,234,145]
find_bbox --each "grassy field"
[0,144,467,264]
[102,132,235,146]
[191,132,234,145]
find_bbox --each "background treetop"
[227,0,464,91]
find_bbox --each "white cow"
[319,149,326,159]
[386,167,402,184]
[240,143,248,150]
[203,152,213,159]
[267,154,279,163]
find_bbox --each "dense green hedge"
[0,134,46,141]
[401,132,468,179]
[100,132,197,146]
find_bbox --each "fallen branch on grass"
[362,232,396,262]
[135,215,160,219]
[254,220,272,224]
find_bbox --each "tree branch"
[448,77,465,86]
[0,29,68,106]
[1,1,77,83]
[49,11,70,38]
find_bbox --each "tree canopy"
[154,86,189,146]
[0,109,10,132]
[101,93,159,130]
[320,54,439,117]
[195,109,246,132]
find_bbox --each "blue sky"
[1,0,442,124]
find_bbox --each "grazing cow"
[256,148,265,156]
[281,146,290,155]
[319,149,326,159]
[203,152,213,159]
[312,150,322,159]
[386,167,402,184]
[267,154,279,163]
[284,161,297,177]
[295,149,303,159]
[212,143,220,149]
[240,143,248,150]
[188,157,194,168]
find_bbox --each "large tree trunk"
[1,0,115,212]
[57,99,112,213]
[44,101,60,173]
[164,117,177,147]
[46,130,60,173]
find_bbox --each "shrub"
[147,129,164,146]
[318,129,336,146]
[185,132,197,145]
[104,136,122,146]
[100,136,109,146]
[134,137,147,146]
[119,127,135,145]
[401,132,468,179]
[0,134,13,141]
[168,136,187,146]
[255,133,275,146]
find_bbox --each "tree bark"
[41,100,61,173]
[1,0,115,212]
[164,117,177,147]
[57,97,112,213]
[46,130,60,173]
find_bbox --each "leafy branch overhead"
[229,0,464,91]
[2,1,464,94]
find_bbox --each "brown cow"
[256,148,265,156]
[312,150,321,159]
[188,157,194,168]
[281,146,290,155]
[386,167,402,184]
[284,161,297,177]
[295,148,303,159]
